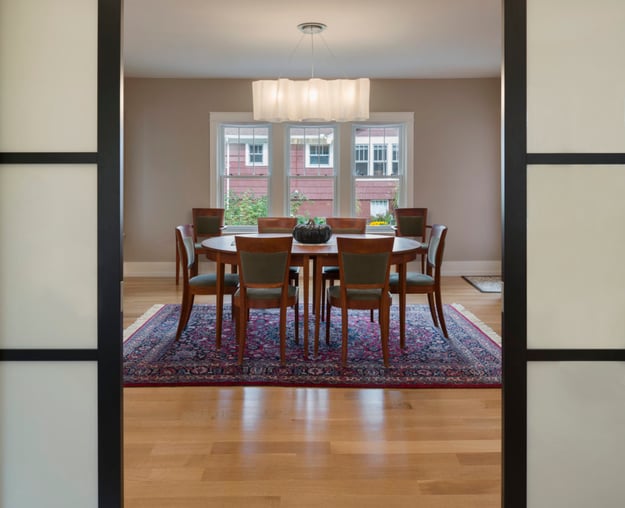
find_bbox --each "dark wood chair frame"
[175,224,238,347]
[320,217,368,320]
[233,235,299,366]
[393,207,428,273]
[176,207,226,285]
[390,223,449,345]
[324,236,394,367]
[257,216,300,287]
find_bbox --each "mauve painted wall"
[123,77,500,264]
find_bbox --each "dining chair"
[390,223,449,346]
[324,236,394,367]
[320,217,367,321]
[233,235,299,365]
[393,207,428,272]
[257,216,300,287]
[176,207,225,285]
[174,224,239,347]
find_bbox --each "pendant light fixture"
[252,22,370,123]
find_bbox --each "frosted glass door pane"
[0,0,97,152]
[0,165,97,348]
[527,362,625,508]
[527,165,625,348]
[0,362,98,508]
[527,0,625,153]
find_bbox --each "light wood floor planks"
[123,276,502,507]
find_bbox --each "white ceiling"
[123,0,502,79]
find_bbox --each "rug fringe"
[123,304,165,342]
[450,303,501,346]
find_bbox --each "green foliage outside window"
[224,190,307,225]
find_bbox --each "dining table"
[201,233,425,358]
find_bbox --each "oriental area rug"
[123,303,501,388]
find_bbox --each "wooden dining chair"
[176,208,225,284]
[320,217,367,320]
[393,207,428,272]
[174,224,239,347]
[233,235,299,365]
[257,216,300,287]
[324,236,394,367]
[390,224,449,346]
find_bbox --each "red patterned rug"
[123,303,501,388]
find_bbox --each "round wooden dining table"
[201,233,424,358]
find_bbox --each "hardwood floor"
[123,276,502,507]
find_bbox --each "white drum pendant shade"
[253,77,370,122]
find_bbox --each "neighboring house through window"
[210,112,414,229]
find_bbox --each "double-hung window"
[210,113,413,229]
[288,125,337,219]
[352,124,405,225]
[218,124,271,226]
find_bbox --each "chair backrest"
[337,236,394,291]
[426,224,448,279]
[192,208,225,242]
[394,208,428,240]
[235,235,293,292]
[175,224,196,281]
[325,217,367,234]
[257,217,297,234]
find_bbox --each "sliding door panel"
[527,0,625,153]
[527,164,625,349]
[0,165,97,348]
[0,362,98,507]
[0,0,97,152]
[527,362,625,508]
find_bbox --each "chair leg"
[434,290,449,339]
[341,306,349,367]
[293,301,300,346]
[175,292,194,340]
[380,300,390,367]
[325,295,332,346]
[279,306,286,365]
[237,301,247,365]
[426,293,439,327]
[321,278,326,321]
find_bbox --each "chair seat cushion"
[389,271,434,289]
[190,273,239,288]
[236,285,298,301]
[327,285,384,302]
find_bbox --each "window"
[218,124,271,226]
[353,124,405,226]
[307,143,331,166]
[210,113,413,230]
[355,144,369,176]
[288,126,336,219]
[246,143,267,165]
[373,144,387,176]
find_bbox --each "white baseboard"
[124,260,501,278]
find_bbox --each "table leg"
[215,258,225,349]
